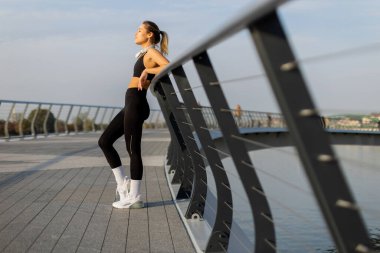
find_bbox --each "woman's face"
[134,24,152,45]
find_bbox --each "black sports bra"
[133,55,155,81]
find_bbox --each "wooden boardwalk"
[0,130,195,253]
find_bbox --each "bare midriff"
[128,77,151,90]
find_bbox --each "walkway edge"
[164,160,205,253]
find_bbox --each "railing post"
[100,108,108,131]
[154,91,179,178]
[154,84,194,199]
[170,144,189,187]
[92,106,100,132]
[171,66,234,252]
[247,111,254,128]
[250,11,372,252]
[19,103,29,138]
[146,110,153,128]
[169,143,183,183]
[55,105,63,135]
[193,51,276,252]
[43,104,52,137]
[4,102,16,140]
[166,140,174,167]
[65,105,73,134]
[158,75,208,219]
[31,103,41,138]
[83,107,90,133]
[74,106,83,134]
[108,108,115,126]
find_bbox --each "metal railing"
[202,106,380,132]
[150,0,377,252]
[201,106,285,129]
[0,99,166,140]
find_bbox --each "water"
[202,145,380,252]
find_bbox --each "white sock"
[112,166,125,186]
[129,180,141,199]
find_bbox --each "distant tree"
[55,119,66,133]
[0,119,27,137]
[7,122,18,135]
[20,119,32,135]
[0,120,5,137]
[73,112,94,132]
[27,109,55,134]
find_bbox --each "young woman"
[98,21,169,209]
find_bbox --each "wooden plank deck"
[0,130,195,253]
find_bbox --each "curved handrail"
[148,0,375,252]
[150,0,287,87]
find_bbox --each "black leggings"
[98,88,150,180]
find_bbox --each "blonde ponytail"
[159,31,169,55]
[143,20,169,55]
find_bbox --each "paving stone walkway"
[0,130,195,253]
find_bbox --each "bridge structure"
[0,0,379,252]
[150,0,380,252]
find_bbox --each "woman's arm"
[138,48,169,90]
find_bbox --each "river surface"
[202,145,380,252]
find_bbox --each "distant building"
[336,119,361,127]
[362,117,371,125]
[370,113,380,120]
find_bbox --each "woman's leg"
[113,112,144,209]
[124,94,150,180]
[98,109,124,169]
[124,109,144,180]
[112,92,148,209]
[99,109,131,202]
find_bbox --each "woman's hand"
[138,70,148,91]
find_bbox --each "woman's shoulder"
[146,47,162,56]
[145,47,169,65]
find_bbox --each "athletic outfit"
[98,52,155,209]
[98,54,153,180]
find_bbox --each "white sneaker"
[115,176,130,201]
[112,194,144,209]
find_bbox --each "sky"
[1,0,380,114]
